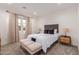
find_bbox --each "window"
[18,17,26,31]
[18,16,27,39]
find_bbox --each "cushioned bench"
[20,39,42,55]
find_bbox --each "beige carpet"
[1,42,79,55]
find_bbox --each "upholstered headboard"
[44,24,59,34]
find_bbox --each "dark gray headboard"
[44,24,59,34]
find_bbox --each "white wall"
[30,18,38,34]
[37,6,78,46]
[0,10,9,46]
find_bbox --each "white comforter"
[26,33,58,53]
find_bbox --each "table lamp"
[63,28,69,36]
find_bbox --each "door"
[18,17,27,39]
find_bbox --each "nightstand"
[59,35,71,45]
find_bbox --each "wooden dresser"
[59,35,71,45]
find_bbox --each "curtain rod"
[6,10,31,18]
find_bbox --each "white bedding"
[26,33,59,53]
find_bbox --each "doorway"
[18,16,27,39]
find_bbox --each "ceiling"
[0,3,77,18]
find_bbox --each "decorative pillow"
[31,37,36,42]
[44,30,54,34]
[54,29,57,34]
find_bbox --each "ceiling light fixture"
[22,6,27,9]
[6,10,9,12]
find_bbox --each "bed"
[21,24,59,53]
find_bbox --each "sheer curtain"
[8,12,32,43]
[8,13,19,43]
[15,15,19,42]
[26,17,32,36]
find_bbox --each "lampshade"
[39,28,42,31]
[38,28,42,33]
[63,28,69,32]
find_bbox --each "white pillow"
[54,29,57,34]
